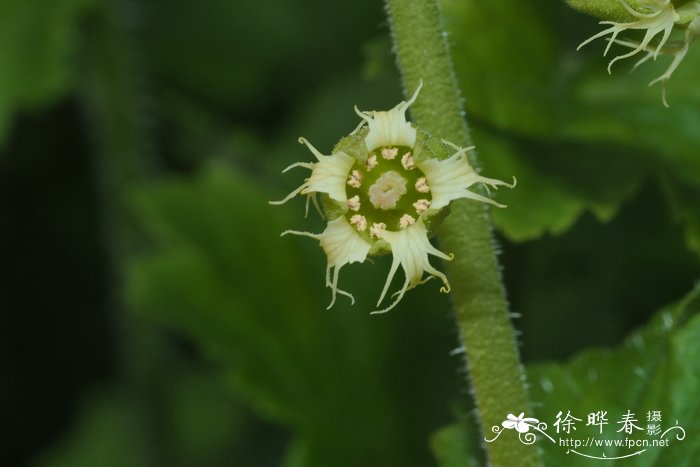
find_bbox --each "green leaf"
[431,419,484,467]
[474,129,646,241]
[664,179,700,260]
[563,43,700,183]
[32,393,149,467]
[0,0,95,144]
[529,287,700,466]
[441,0,700,246]
[32,368,253,467]
[439,0,612,240]
[127,164,462,467]
[128,165,329,425]
[441,0,561,136]
[432,286,700,466]
[141,0,385,117]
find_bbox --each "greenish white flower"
[272,83,513,313]
[576,0,700,106]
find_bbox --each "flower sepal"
[318,193,346,222]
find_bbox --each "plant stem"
[384,1,543,466]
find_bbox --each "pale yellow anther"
[399,214,416,229]
[401,152,415,170]
[415,177,430,193]
[413,199,431,214]
[350,214,368,232]
[365,154,378,171]
[347,170,363,188]
[381,147,398,160]
[370,222,387,238]
[347,195,361,211]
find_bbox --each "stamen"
[415,177,430,193]
[347,170,363,188]
[381,147,399,160]
[347,195,361,211]
[413,199,431,214]
[349,214,367,232]
[365,154,378,171]
[370,222,387,238]
[401,152,415,170]
[399,214,416,229]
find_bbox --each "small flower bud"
[573,0,700,106]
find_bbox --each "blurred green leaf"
[664,179,700,260]
[441,0,700,246]
[432,285,700,466]
[127,163,461,467]
[431,419,484,467]
[528,286,700,466]
[475,129,646,240]
[141,0,384,117]
[168,369,248,465]
[0,0,95,144]
[504,182,700,361]
[128,165,329,425]
[32,391,149,467]
[441,0,562,135]
[32,368,247,467]
[564,48,700,187]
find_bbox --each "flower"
[502,413,539,434]
[271,82,514,313]
[576,0,700,106]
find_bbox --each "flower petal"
[576,0,679,72]
[419,142,514,210]
[355,81,422,151]
[283,217,371,309]
[270,137,354,206]
[372,218,452,314]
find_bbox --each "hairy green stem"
[384,1,543,466]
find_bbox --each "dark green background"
[1,0,699,466]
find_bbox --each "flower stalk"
[384,0,543,466]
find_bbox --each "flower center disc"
[344,145,432,239]
[368,171,407,210]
